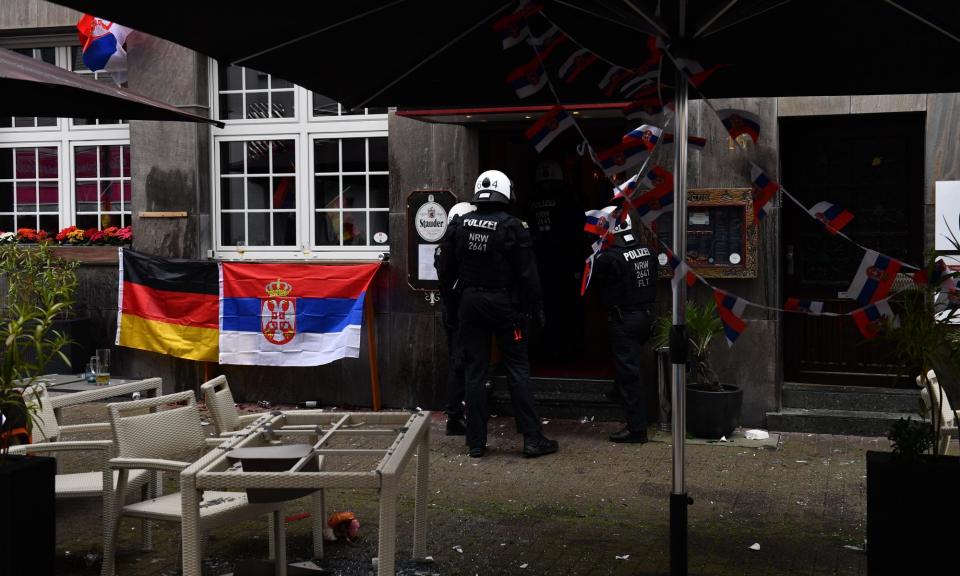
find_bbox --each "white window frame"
[0,142,64,232]
[69,140,133,229]
[0,44,131,234]
[209,59,389,261]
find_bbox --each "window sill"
[50,245,121,264]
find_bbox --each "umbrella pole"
[670,72,690,576]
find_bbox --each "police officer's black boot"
[446,414,467,436]
[522,431,559,458]
[609,427,649,443]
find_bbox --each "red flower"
[117,226,132,241]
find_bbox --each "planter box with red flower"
[0,226,132,263]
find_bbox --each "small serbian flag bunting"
[714,289,748,347]
[584,206,617,236]
[599,66,636,97]
[716,109,762,143]
[581,253,596,296]
[612,172,640,201]
[676,58,723,87]
[525,105,574,152]
[847,249,902,306]
[661,133,707,151]
[749,163,778,222]
[622,124,662,149]
[639,165,673,193]
[527,26,567,62]
[666,250,697,289]
[558,48,598,84]
[936,278,960,308]
[506,58,547,98]
[912,258,948,288]
[808,201,854,235]
[852,299,896,340]
[632,185,673,225]
[784,297,825,315]
[491,2,541,49]
[595,140,651,177]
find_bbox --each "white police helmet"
[448,201,477,220]
[472,170,513,204]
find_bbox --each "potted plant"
[0,241,78,576]
[654,299,743,439]
[863,245,960,575]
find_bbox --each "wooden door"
[780,112,924,387]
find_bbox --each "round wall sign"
[729,252,742,265]
[415,201,448,241]
[658,253,669,266]
[374,232,388,244]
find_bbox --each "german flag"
[116,249,219,362]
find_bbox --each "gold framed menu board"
[655,188,758,279]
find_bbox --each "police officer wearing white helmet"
[438,170,559,458]
[589,206,658,443]
[434,201,476,436]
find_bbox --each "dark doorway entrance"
[779,112,924,387]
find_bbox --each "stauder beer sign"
[406,190,456,291]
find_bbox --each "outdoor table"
[180,410,431,576]
[40,375,163,423]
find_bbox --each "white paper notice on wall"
[418,244,439,281]
[935,181,960,250]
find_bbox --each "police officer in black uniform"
[591,209,658,443]
[434,201,476,436]
[438,169,559,458]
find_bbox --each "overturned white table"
[180,410,431,576]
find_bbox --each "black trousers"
[609,308,652,433]
[444,325,466,418]
[459,289,541,450]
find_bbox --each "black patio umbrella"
[0,47,222,126]
[50,1,960,574]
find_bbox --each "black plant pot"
[0,455,56,576]
[686,384,742,439]
[866,450,960,575]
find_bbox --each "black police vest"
[455,211,514,289]
[596,241,658,309]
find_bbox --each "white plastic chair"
[917,369,959,455]
[100,390,286,576]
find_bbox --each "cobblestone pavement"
[51,403,882,576]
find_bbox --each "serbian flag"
[676,58,723,87]
[506,58,547,98]
[847,249,902,306]
[558,48,598,84]
[527,25,566,53]
[784,297,825,315]
[666,250,697,289]
[808,201,854,234]
[116,249,219,362]
[624,86,668,121]
[580,253,596,296]
[622,124,662,149]
[936,278,960,309]
[491,2,541,49]
[749,163,778,222]
[612,172,640,201]
[639,165,673,193]
[714,289,748,347]
[913,258,948,288]
[716,109,762,143]
[220,263,380,366]
[599,65,636,97]
[584,206,617,236]
[525,105,574,152]
[852,300,896,340]
[596,140,651,177]
[77,15,132,83]
[631,185,673,225]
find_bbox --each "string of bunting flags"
[492,0,952,347]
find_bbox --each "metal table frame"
[180,410,431,576]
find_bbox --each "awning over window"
[0,47,223,127]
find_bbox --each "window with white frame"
[0,44,131,235]
[212,61,390,260]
